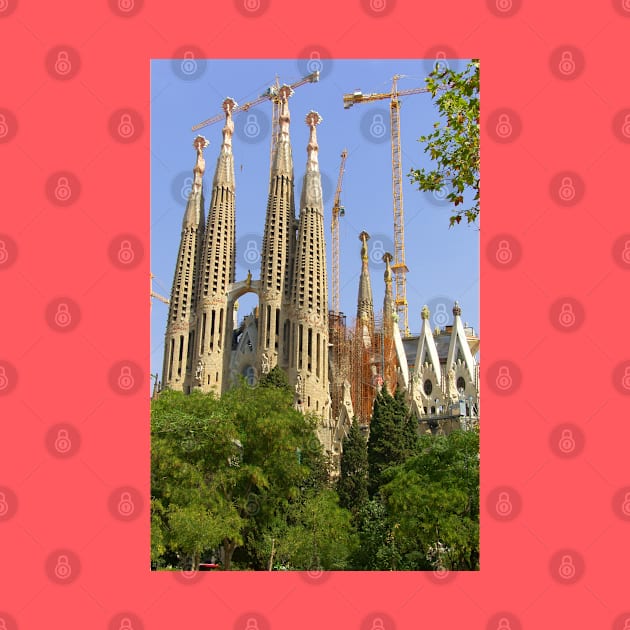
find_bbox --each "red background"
[1,0,630,628]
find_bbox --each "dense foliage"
[409,59,480,228]
[151,378,479,571]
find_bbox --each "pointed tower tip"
[359,231,370,261]
[421,305,430,320]
[221,98,236,149]
[453,301,462,317]
[192,135,209,189]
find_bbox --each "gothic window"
[423,379,433,395]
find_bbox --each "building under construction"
[158,77,480,473]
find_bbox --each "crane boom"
[191,70,319,132]
[150,273,170,308]
[331,149,348,316]
[342,74,430,336]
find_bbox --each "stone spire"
[191,98,237,395]
[356,231,374,327]
[289,111,330,448]
[258,86,296,371]
[162,135,209,391]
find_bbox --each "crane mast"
[331,149,348,316]
[342,75,435,336]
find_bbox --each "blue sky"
[150,58,479,382]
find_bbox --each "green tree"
[337,419,369,514]
[272,489,357,570]
[151,385,326,570]
[367,387,416,496]
[409,59,480,227]
[258,364,292,393]
[380,428,479,570]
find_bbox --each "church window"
[423,379,433,395]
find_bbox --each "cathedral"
[159,86,480,467]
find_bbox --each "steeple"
[356,231,374,327]
[191,98,238,395]
[445,301,476,382]
[162,135,209,391]
[258,86,296,371]
[289,111,330,447]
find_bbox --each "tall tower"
[353,231,377,423]
[193,98,237,395]
[162,135,208,391]
[381,251,398,393]
[258,85,296,371]
[289,111,329,423]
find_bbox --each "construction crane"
[331,149,348,316]
[192,70,320,175]
[150,273,170,309]
[343,75,436,337]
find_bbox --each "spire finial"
[421,305,430,320]
[221,97,236,149]
[382,251,393,283]
[192,135,209,191]
[359,231,370,262]
[453,301,462,317]
[278,85,293,138]
[305,110,322,169]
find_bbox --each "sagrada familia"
[159,87,479,470]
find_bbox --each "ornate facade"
[161,89,479,466]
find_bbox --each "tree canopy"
[409,59,480,228]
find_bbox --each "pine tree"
[337,419,369,514]
[367,386,417,496]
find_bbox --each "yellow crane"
[343,75,435,336]
[192,70,320,175]
[331,149,348,316]
[150,273,170,309]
